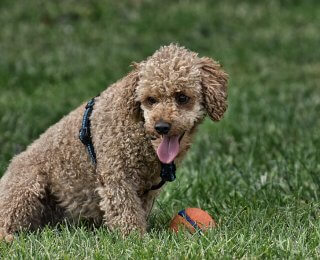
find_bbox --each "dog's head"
[130,44,228,163]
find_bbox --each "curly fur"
[0,44,228,241]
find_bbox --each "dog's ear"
[126,63,143,122]
[199,57,228,121]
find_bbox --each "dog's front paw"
[121,224,147,237]
[0,228,14,243]
[106,219,147,237]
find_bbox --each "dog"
[0,44,228,242]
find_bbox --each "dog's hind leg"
[0,164,47,242]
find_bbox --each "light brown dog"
[0,44,228,242]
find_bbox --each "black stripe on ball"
[178,209,203,233]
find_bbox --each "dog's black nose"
[155,121,171,135]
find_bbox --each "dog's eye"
[175,93,190,105]
[147,97,157,105]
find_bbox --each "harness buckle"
[79,127,90,145]
[160,162,176,182]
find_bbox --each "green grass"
[1,0,320,258]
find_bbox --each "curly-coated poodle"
[0,44,228,242]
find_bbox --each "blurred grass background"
[0,0,320,258]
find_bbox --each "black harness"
[79,97,176,193]
[79,98,97,164]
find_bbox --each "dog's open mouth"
[156,133,185,164]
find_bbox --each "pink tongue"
[156,136,180,164]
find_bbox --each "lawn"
[0,0,320,258]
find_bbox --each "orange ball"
[170,208,216,233]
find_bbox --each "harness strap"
[79,97,177,193]
[79,98,97,164]
[144,162,176,194]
